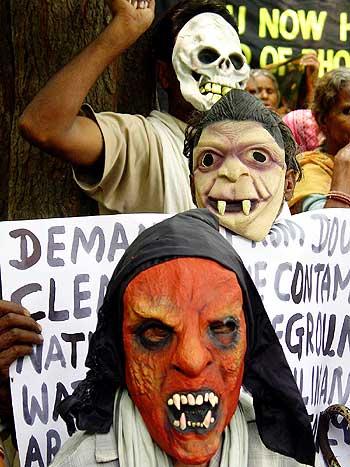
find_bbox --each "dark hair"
[184,89,301,180]
[312,67,350,126]
[152,0,237,63]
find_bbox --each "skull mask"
[172,13,250,111]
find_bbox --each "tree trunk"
[1,0,160,221]
[1,1,112,220]
[0,1,13,220]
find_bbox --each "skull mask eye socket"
[229,53,244,70]
[198,47,220,64]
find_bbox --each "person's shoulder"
[296,148,331,164]
[148,110,187,134]
[50,431,96,467]
[296,149,321,159]
[51,428,119,467]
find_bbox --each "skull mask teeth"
[172,13,250,111]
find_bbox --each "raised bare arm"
[19,0,155,167]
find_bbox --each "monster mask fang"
[217,200,226,215]
[242,199,251,216]
[167,390,220,433]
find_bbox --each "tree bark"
[1,0,158,221]
[1,1,109,220]
[117,30,155,116]
[0,1,13,220]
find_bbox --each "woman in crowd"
[283,109,323,153]
[289,67,350,213]
[245,72,259,97]
[246,69,281,112]
[247,54,320,117]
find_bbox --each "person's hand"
[335,141,350,161]
[325,142,350,208]
[0,301,43,426]
[0,300,43,382]
[106,0,155,42]
[300,52,320,86]
[299,52,320,106]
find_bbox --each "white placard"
[223,209,350,467]
[1,210,349,466]
[1,214,166,467]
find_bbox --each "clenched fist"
[105,0,155,45]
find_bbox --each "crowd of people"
[1,0,350,465]
[245,61,350,215]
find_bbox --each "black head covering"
[59,209,315,465]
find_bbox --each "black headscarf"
[59,209,315,465]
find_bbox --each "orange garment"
[289,150,334,208]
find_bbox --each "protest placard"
[1,214,166,467]
[0,210,349,466]
[223,209,350,466]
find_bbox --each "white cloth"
[115,390,172,467]
[115,389,248,467]
[278,201,292,218]
[49,391,312,467]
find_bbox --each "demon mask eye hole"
[198,48,220,64]
[253,151,267,163]
[201,152,215,168]
[138,321,173,350]
[209,318,238,347]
